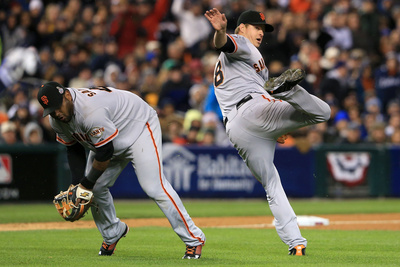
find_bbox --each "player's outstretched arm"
[204,8,227,49]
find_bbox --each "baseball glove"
[53,184,94,222]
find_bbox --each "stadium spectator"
[90,38,124,73]
[337,122,364,144]
[320,61,351,107]
[138,0,170,41]
[200,128,216,146]
[164,119,186,144]
[390,129,400,145]
[306,126,324,147]
[0,121,18,145]
[359,0,380,54]
[0,46,40,93]
[201,111,230,147]
[0,0,399,149]
[109,0,138,59]
[386,100,400,117]
[0,14,25,57]
[188,83,208,111]
[323,11,353,50]
[319,46,341,74]
[171,0,212,58]
[109,0,170,59]
[157,62,192,113]
[347,12,373,53]
[355,63,375,104]
[23,121,43,145]
[374,52,400,114]
[366,121,388,144]
[385,112,400,138]
[28,0,44,26]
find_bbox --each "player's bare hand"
[277,134,288,144]
[204,8,227,32]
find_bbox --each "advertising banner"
[389,147,400,197]
[111,144,315,198]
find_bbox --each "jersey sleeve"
[225,34,252,60]
[84,108,118,148]
[50,118,77,146]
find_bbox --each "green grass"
[1,198,400,266]
[1,198,399,223]
[1,228,399,266]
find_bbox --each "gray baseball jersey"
[51,87,153,154]
[214,34,269,117]
[214,34,331,251]
[51,87,205,247]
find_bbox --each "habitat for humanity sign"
[110,144,266,198]
[162,144,263,197]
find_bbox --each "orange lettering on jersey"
[259,58,266,71]
[253,58,266,73]
[89,127,105,137]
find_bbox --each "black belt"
[223,95,253,126]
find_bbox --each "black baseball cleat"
[182,244,203,259]
[264,69,306,95]
[288,244,306,256]
[99,223,129,256]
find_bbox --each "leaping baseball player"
[204,8,331,256]
[37,82,205,259]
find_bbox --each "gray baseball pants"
[87,114,206,246]
[224,85,331,249]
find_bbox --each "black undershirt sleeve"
[66,143,87,185]
[216,37,235,53]
[94,141,114,162]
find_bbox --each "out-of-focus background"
[0,0,399,201]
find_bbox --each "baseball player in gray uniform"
[37,82,205,259]
[205,8,331,255]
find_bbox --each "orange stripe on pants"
[146,122,204,244]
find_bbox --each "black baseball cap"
[237,10,274,32]
[37,81,66,117]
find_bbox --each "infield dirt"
[1,213,399,231]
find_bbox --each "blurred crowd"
[0,0,400,149]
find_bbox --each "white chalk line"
[210,220,400,229]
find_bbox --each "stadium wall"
[0,143,398,201]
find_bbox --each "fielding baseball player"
[204,8,331,255]
[37,82,205,259]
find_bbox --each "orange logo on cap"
[41,95,49,105]
[259,12,265,21]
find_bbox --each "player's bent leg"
[91,160,129,246]
[272,85,331,125]
[136,161,206,245]
[132,116,205,255]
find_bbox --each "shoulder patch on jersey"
[89,127,105,138]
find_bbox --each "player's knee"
[143,186,162,199]
[322,104,331,122]
[92,182,109,196]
